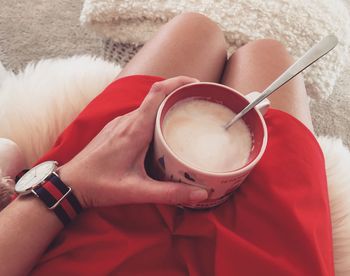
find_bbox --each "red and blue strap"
[33,173,82,226]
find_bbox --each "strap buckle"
[32,186,72,210]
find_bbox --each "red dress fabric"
[31,75,334,276]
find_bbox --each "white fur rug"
[319,137,350,275]
[0,56,349,274]
[0,56,120,165]
[80,0,350,100]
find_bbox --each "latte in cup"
[162,98,252,173]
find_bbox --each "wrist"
[15,161,84,226]
[16,193,64,228]
[57,164,87,209]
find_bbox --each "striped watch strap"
[32,173,82,226]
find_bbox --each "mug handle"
[245,91,270,116]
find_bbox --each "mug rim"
[155,82,268,177]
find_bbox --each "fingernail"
[189,189,208,202]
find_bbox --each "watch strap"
[33,173,82,226]
[15,169,29,183]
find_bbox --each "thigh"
[221,39,314,131]
[117,12,227,83]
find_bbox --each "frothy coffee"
[162,99,252,172]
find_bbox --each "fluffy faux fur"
[0,172,14,211]
[0,138,26,211]
[319,137,350,275]
[0,56,349,273]
[0,56,120,165]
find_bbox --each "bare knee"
[174,12,222,32]
[170,12,227,49]
[243,38,291,58]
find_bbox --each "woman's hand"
[59,76,208,208]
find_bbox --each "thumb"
[141,180,209,205]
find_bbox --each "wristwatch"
[15,161,82,226]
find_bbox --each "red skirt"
[31,75,334,275]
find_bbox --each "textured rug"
[81,0,350,100]
[0,0,102,71]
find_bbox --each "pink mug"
[151,82,270,208]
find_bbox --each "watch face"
[15,161,57,194]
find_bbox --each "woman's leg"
[221,39,314,131]
[117,12,227,82]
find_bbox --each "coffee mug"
[151,82,270,208]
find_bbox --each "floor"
[0,0,102,72]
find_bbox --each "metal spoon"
[224,35,338,129]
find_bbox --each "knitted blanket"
[80,0,350,100]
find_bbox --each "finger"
[138,179,208,205]
[105,77,198,142]
[138,76,199,126]
[130,76,199,147]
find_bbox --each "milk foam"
[162,99,252,172]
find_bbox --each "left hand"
[58,76,209,208]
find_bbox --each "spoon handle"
[225,35,338,129]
